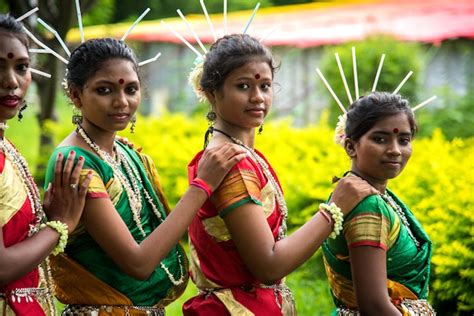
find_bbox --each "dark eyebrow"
[0,57,30,62]
[371,130,412,137]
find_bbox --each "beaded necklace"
[76,126,185,285]
[0,138,56,314]
[212,128,288,240]
[347,171,420,248]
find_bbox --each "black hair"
[0,14,29,49]
[345,92,417,142]
[200,34,276,93]
[66,38,138,90]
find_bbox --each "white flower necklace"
[212,128,288,240]
[380,193,420,248]
[0,138,44,235]
[76,126,185,285]
[0,138,56,314]
[347,171,420,248]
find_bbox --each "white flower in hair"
[188,55,207,102]
[334,113,347,147]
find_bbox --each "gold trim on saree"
[0,157,28,227]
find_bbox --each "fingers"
[62,151,76,189]
[53,153,64,189]
[43,182,53,208]
[69,156,85,189]
[78,170,93,198]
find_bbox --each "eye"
[96,87,111,95]
[125,85,139,95]
[373,136,387,144]
[237,83,250,90]
[17,63,29,72]
[261,82,272,91]
[399,137,412,145]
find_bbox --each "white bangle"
[319,202,344,239]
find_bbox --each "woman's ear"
[205,90,216,107]
[344,138,357,158]
[68,86,82,108]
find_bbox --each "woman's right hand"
[196,143,247,191]
[329,176,378,215]
[43,151,93,234]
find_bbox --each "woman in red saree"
[0,14,92,315]
[183,34,377,315]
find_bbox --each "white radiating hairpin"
[316,47,437,146]
[166,1,280,101]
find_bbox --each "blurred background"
[1,0,473,315]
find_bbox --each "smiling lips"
[109,113,130,121]
[0,95,21,108]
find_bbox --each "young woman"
[43,38,245,315]
[0,14,92,315]
[183,34,377,315]
[322,92,434,315]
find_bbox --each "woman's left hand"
[43,151,92,233]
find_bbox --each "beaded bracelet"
[40,221,68,255]
[319,202,344,239]
[190,178,213,198]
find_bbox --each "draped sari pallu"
[0,149,47,316]
[322,192,434,315]
[184,151,296,316]
[44,144,189,315]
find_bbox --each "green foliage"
[9,113,473,314]
[320,36,422,124]
[417,88,474,139]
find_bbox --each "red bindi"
[255,74,260,80]
[118,79,124,85]
[393,128,399,134]
[7,52,14,59]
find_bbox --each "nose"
[2,69,19,90]
[387,140,401,156]
[113,91,128,108]
[250,87,265,104]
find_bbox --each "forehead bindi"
[7,52,14,59]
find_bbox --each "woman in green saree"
[322,92,435,315]
[44,38,245,315]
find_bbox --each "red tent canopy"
[70,0,474,47]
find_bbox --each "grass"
[8,101,335,315]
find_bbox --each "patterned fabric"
[322,190,432,312]
[44,142,188,307]
[184,150,295,316]
[0,144,44,315]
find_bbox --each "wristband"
[319,202,344,239]
[190,177,213,198]
[319,209,333,226]
[40,221,68,255]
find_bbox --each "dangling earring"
[17,101,28,121]
[130,115,137,134]
[204,111,217,148]
[258,123,264,135]
[72,108,83,126]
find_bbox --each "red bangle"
[190,178,213,198]
[319,209,333,226]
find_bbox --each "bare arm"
[349,246,401,315]
[0,152,91,285]
[223,176,378,284]
[82,143,246,280]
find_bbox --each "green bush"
[319,36,422,124]
[9,113,473,314]
[417,87,474,139]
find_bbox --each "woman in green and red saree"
[184,34,377,316]
[44,38,245,315]
[322,92,435,315]
[0,14,91,316]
